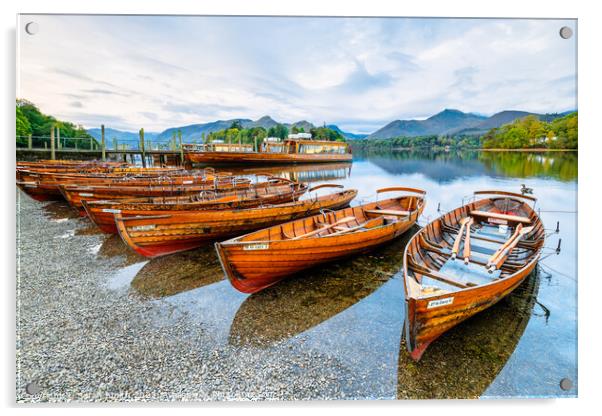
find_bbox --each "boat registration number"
[488,217,507,225]
[131,224,156,231]
[102,209,121,214]
[243,243,269,251]
[427,297,454,309]
[79,193,94,197]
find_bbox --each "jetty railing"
[16,124,191,166]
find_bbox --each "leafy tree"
[267,124,289,139]
[229,120,243,130]
[16,99,96,149]
[16,106,32,145]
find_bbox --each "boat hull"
[217,201,424,293]
[115,190,358,258]
[405,258,537,361]
[402,190,545,361]
[60,177,284,213]
[186,151,352,164]
[82,183,308,234]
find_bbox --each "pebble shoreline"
[16,191,385,402]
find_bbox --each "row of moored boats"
[17,160,545,361]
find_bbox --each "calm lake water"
[49,150,579,399]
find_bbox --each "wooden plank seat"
[441,222,537,248]
[409,264,477,289]
[364,209,410,217]
[290,216,356,240]
[470,210,531,224]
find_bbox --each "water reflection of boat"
[131,247,224,298]
[228,229,417,347]
[41,200,79,221]
[98,234,145,266]
[397,268,540,399]
[227,162,352,183]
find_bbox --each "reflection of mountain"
[362,150,577,182]
[229,162,352,183]
[367,151,488,183]
[131,246,224,298]
[397,268,541,399]
[229,228,418,347]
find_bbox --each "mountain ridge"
[86,109,576,144]
[366,109,574,139]
[87,117,363,143]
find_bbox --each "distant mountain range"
[366,109,574,139]
[87,127,160,143]
[87,109,575,144]
[88,116,362,144]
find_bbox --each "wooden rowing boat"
[114,186,358,258]
[61,176,295,215]
[16,167,209,201]
[402,190,545,361]
[216,187,426,293]
[397,267,540,398]
[82,182,308,234]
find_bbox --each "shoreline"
[350,146,577,153]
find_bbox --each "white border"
[2,1,599,415]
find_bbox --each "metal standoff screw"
[25,22,39,35]
[559,26,573,39]
[25,381,42,395]
[559,378,573,391]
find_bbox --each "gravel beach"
[15,190,404,402]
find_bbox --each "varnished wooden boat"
[82,182,308,234]
[114,187,358,258]
[185,139,352,165]
[397,268,540,399]
[60,176,295,214]
[402,190,545,361]
[216,187,426,293]
[16,167,208,201]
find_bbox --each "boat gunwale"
[402,193,545,302]
[218,194,425,247]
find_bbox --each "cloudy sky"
[18,15,576,133]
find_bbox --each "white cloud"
[18,15,576,133]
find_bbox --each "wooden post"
[50,125,55,160]
[57,126,61,149]
[178,130,184,165]
[113,138,117,152]
[254,136,257,152]
[139,128,146,168]
[101,124,106,160]
[171,131,176,151]
[27,134,32,149]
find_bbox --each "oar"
[487,223,524,267]
[291,216,357,240]
[462,218,474,265]
[451,217,470,260]
[487,226,534,273]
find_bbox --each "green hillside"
[16,99,97,149]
